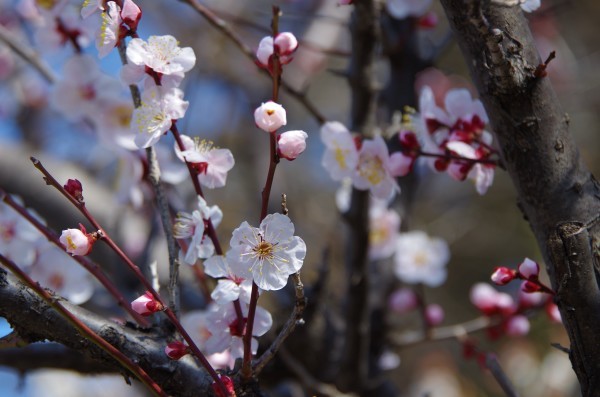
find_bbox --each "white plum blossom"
[29,245,93,304]
[369,201,401,260]
[92,100,137,150]
[321,121,359,181]
[386,0,433,19]
[204,302,272,360]
[393,231,449,287]
[126,35,196,77]
[173,196,222,265]
[95,1,120,58]
[226,213,306,291]
[254,101,287,132]
[174,134,235,189]
[0,200,44,268]
[353,135,400,201]
[131,85,188,148]
[51,55,122,122]
[278,130,308,160]
[204,255,253,304]
[81,0,105,18]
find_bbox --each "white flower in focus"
[321,121,359,181]
[204,255,252,304]
[132,85,188,148]
[204,302,272,360]
[126,35,196,76]
[254,101,287,132]
[51,55,122,122]
[29,245,93,304]
[353,136,400,201]
[278,130,308,160]
[393,231,449,287]
[81,0,105,18]
[386,0,433,19]
[174,135,235,189]
[369,201,401,260]
[226,213,306,291]
[173,196,222,265]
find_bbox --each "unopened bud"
[131,291,164,316]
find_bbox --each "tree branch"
[439,1,600,394]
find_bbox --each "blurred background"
[0,0,598,396]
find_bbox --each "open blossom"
[173,196,222,265]
[95,1,121,58]
[256,32,298,67]
[132,85,188,148]
[446,141,495,195]
[278,130,308,160]
[321,121,359,181]
[174,135,235,189]
[226,213,306,291]
[60,225,95,256]
[353,136,401,201]
[204,255,252,304]
[126,35,196,77]
[131,291,164,316]
[51,55,122,122]
[369,201,401,260]
[28,245,93,304]
[254,101,287,132]
[393,231,449,287]
[205,302,272,360]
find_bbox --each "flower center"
[334,146,348,169]
[65,235,78,251]
[253,240,274,260]
[414,252,428,267]
[358,155,385,185]
[266,109,275,116]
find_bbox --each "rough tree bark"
[439,1,600,395]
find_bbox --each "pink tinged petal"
[120,63,145,85]
[388,152,414,177]
[131,291,163,316]
[205,331,232,356]
[274,32,298,55]
[491,267,516,285]
[278,130,308,161]
[254,101,287,132]
[59,228,92,256]
[518,257,540,279]
[121,0,142,30]
[505,315,530,336]
[444,88,475,122]
[425,304,444,326]
[470,164,494,195]
[470,283,498,312]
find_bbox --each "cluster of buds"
[490,257,555,294]
[256,32,299,74]
[253,101,308,161]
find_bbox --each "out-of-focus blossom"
[393,231,449,287]
[470,283,516,316]
[388,287,418,314]
[353,135,401,201]
[321,121,359,181]
[505,314,530,336]
[226,213,306,291]
[28,245,94,304]
[369,201,401,260]
[520,0,541,13]
[425,304,445,326]
[0,200,44,268]
[204,255,252,304]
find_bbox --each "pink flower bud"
[505,315,530,337]
[517,257,540,279]
[274,32,298,56]
[212,374,236,397]
[254,101,287,132]
[165,341,189,360]
[131,291,164,316]
[388,288,418,314]
[121,0,142,31]
[490,266,516,285]
[60,225,94,256]
[64,179,84,203]
[277,130,308,160]
[256,36,274,67]
[425,304,444,326]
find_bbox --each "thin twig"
[254,272,307,375]
[178,0,327,125]
[485,353,520,397]
[390,316,492,348]
[0,254,168,397]
[0,23,55,83]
